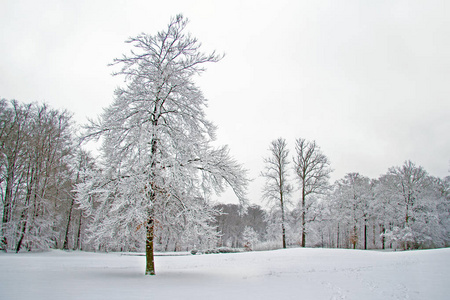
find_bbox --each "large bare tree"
[261,138,292,249]
[293,138,332,247]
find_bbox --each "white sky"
[1,0,449,205]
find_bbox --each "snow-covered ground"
[1,247,449,300]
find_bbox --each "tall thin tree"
[261,138,292,249]
[293,138,332,247]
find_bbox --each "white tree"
[377,161,440,249]
[434,176,450,246]
[242,226,259,250]
[333,173,373,249]
[261,138,292,249]
[79,15,248,275]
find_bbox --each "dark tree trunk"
[63,198,75,250]
[280,195,287,249]
[145,216,155,275]
[364,221,367,250]
[15,214,28,253]
[145,123,158,275]
[16,171,34,253]
[75,210,83,250]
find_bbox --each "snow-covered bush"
[242,226,259,251]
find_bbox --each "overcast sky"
[1,0,449,205]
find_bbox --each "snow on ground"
[1,247,449,300]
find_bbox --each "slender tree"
[293,138,332,247]
[80,15,247,275]
[63,150,95,250]
[261,138,292,249]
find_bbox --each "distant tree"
[376,161,448,249]
[212,204,267,248]
[213,204,244,248]
[244,205,267,240]
[261,138,292,249]
[79,15,248,275]
[293,138,332,247]
[242,226,259,250]
[434,176,450,246]
[333,173,373,249]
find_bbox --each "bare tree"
[293,138,332,247]
[261,138,292,249]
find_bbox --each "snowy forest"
[1,99,449,255]
[1,15,449,273]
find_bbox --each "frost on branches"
[77,15,248,275]
[377,161,446,250]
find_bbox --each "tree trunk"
[337,223,340,248]
[280,197,287,249]
[301,182,306,247]
[15,214,28,253]
[63,197,75,250]
[372,223,376,248]
[364,221,367,250]
[145,216,155,275]
[146,126,158,274]
[75,210,83,250]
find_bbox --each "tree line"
[2,98,447,255]
[260,137,450,250]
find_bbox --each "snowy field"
[0,248,449,300]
